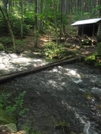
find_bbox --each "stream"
[0,51,101,134]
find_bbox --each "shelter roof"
[71,18,101,26]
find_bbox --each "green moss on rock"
[85,53,96,64]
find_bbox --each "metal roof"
[71,18,101,26]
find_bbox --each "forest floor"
[22,34,98,61]
[21,32,98,56]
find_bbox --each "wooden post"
[78,26,79,36]
[92,24,95,37]
[82,26,84,36]
[97,23,101,42]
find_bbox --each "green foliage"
[85,53,96,62]
[0,37,12,45]
[26,127,41,134]
[9,13,28,37]
[85,53,96,65]
[24,12,35,29]
[55,121,70,127]
[15,39,24,46]
[12,20,28,37]
[0,11,28,37]
[0,42,4,51]
[43,42,67,59]
[0,91,29,120]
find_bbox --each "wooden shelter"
[71,18,101,37]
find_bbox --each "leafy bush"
[0,91,29,119]
[0,37,12,45]
[0,13,8,35]
[0,12,28,37]
[0,42,4,51]
[24,12,35,29]
[11,19,28,37]
[43,42,68,59]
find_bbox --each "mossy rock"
[85,54,96,64]
[97,42,101,56]
[5,123,17,133]
[83,93,94,100]
[0,110,14,125]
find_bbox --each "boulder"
[5,123,17,133]
[0,124,28,134]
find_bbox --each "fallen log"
[0,56,79,84]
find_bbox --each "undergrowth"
[0,91,29,124]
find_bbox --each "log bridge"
[0,56,80,84]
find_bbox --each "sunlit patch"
[61,82,65,86]
[65,69,82,83]
[68,70,80,78]
[58,66,63,69]
[53,67,58,72]
[48,80,57,87]
[48,79,64,90]
[0,52,48,76]
[0,64,5,69]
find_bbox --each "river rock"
[0,124,28,134]
[17,130,28,134]
[91,87,101,96]
[5,123,17,133]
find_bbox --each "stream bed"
[0,51,101,134]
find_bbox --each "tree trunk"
[53,0,58,44]
[0,5,16,50]
[97,0,101,42]
[99,0,101,17]
[39,0,43,33]
[34,0,37,47]
[21,0,23,40]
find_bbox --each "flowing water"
[0,51,101,134]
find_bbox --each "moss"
[85,54,95,61]
[55,122,70,127]
[83,93,94,100]
[85,52,101,67]
[85,54,96,65]
[85,52,99,65]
